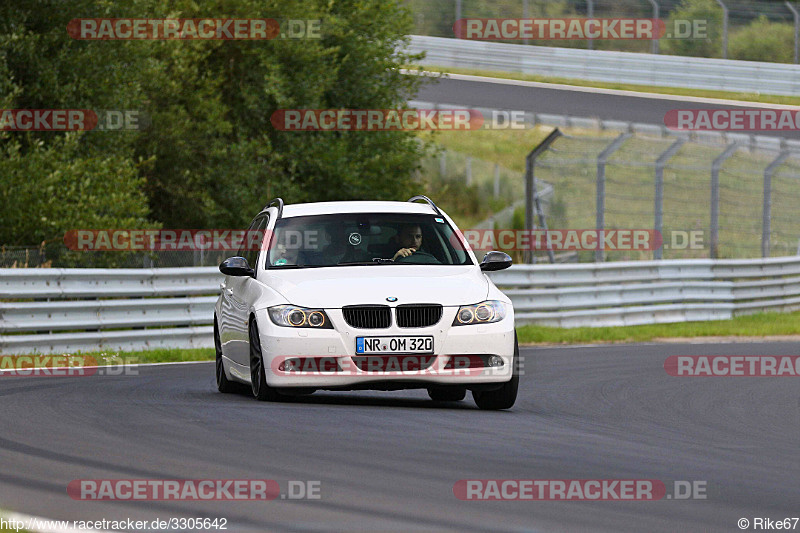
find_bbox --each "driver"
[392,224,423,260]
[392,224,440,264]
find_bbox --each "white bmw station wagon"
[214,196,519,410]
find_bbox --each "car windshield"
[266,213,472,268]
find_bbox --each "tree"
[730,15,794,63]
[661,0,724,58]
[1,0,434,246]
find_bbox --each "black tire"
[249,319,282,402]
[214,319,235,393]
[472,333,520,410]
[427,387,467,402]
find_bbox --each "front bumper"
[254,306,515,388]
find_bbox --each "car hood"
[263,266,488,308]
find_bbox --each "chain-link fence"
[530,129,800,262]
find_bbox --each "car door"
[225,214,269,367]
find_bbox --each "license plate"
[356,336,433,354]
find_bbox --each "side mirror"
[480,251,513,272]
[219,257,255,277]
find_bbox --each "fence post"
[596,133,631,262]
[710,143,739,259]
[525,128,563,264]
[715,0,728,59]
[762,150,790,258]
[787,1,799,64]
[455,0,462,25]
[654,138,685,260]
[493,163,500,197]
[646,0,660,54]
[465,156,472,186]
[587,0,595,50]
[523,0,530,45]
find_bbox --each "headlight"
[452,300,506,326]
[268,305,333,329]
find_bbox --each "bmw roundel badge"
[386,297,398,302]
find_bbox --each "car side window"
[251,216,270,272]
[239,215,268,271]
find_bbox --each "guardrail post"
[596,133,631,262]
[715,0,729,59]
[654,138,685,259]
[646,0,660,54]
[525,128,563,264]
[587,0,595,50]
[762,150,791,258]
[787,1,799,64]
[710,143,739,259]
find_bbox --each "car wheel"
[215,319,235,393]
[472,333,520,410]
[427,387,466,402]
[249,319,282,402]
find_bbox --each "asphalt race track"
[417,75,800,140]
[1,342,798,532]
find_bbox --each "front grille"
[342,305,391,329]
[395,304,443,328]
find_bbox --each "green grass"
[419,123,800,260]
[415,65,800,106]
[9,314,800,362]
[516,311,800,345]
[6,348,214,364]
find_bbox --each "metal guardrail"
[408,35,800,97]
[491,256,800,327]
[2,258,800,354]
[0,268,219,355]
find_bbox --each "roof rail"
[262,198,284,220]
[407,195,443,216]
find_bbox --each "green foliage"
[1,0,432,248]
[407,0,574,39]
[0,133,157,265]
[729,15,795,63]
[656,0,724,58]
